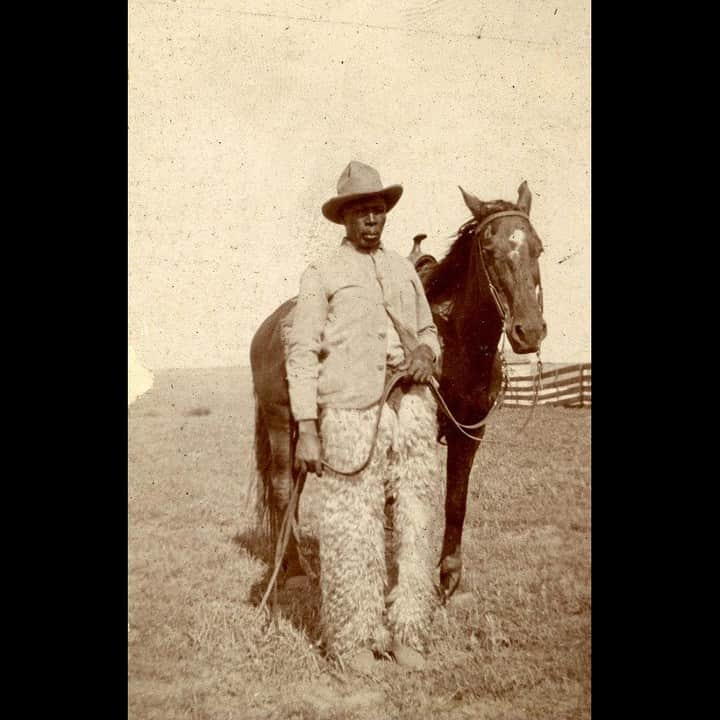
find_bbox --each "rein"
[257,359,538,615]
[257,210,545,612]
[257,369,410,615]
[320,368,409,476]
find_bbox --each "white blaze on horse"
[250,181,547,601]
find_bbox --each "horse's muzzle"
[507,319,547,354]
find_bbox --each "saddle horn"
[409,233,428,264]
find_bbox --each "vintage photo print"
[129,2,590,718]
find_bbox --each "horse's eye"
[480,241,494,254]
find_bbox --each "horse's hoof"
[439,557,462,603]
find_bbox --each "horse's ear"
[459,186,486,218]
[517,180,532,214]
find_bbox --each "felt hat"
[322,161,403,224]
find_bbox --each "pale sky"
[129,0,590,368]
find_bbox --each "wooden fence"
[503,362,591,408]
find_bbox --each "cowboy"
[286,161,442,672]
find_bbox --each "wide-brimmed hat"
[322,161,403,224]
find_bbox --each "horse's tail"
[251,393,280,544]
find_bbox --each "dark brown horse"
[249,181,546,598]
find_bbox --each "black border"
[29,3,680,716]
[29,6,129,716]
[589,5,681,714]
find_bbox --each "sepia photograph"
[128,1,590,718]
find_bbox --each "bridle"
[433,210,545,441]
[474,209,544,324]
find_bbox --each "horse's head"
[460,182,547,354]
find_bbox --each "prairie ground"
[128,367,590,719]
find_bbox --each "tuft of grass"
[129,368,590,720]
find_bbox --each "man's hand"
[398,344,435,384]
[294,420,323,476]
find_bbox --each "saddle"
[407,233,438,286]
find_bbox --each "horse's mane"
[424,200,518,304]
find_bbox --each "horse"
[249,181,546,600]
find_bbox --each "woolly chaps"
[317,384,443,659]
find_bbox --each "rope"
[515,353,543,434]
[320,369,408,476]
[258,211,545,608]
[257,467,303,616]
[427,376,501,442]
[256,371,407,613]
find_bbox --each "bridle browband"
[475,209,530,234]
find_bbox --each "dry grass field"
[128,367,590,720]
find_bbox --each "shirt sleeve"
[411,269,441,362]
[286,264,327,421]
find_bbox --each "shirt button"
[376,363,384,370]
[378,331,386,339]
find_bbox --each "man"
[286,161,442,672]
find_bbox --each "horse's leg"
[440,431,481,598]
[265,408,304,580]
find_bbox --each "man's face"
[343,197,387,252]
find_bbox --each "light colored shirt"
[286,239,440,420]
[385,310,405,367]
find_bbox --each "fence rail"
[503,362,591,408]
